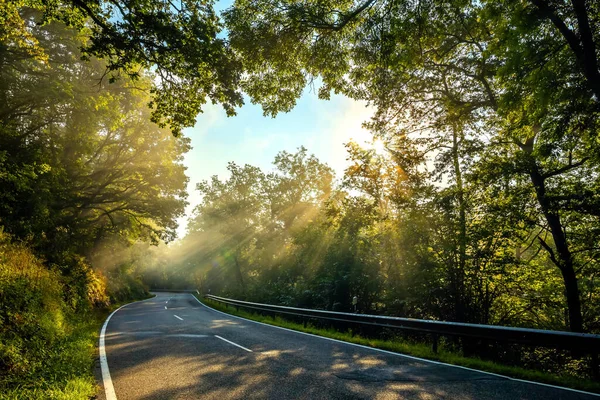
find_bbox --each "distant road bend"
[99,292,599,400]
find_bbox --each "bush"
[0,230,154,398]
[0,231,100,398]
[106,265,149,304]
[0,232,66,381]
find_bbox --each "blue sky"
[177,92,376,237]
[175,0,376,237]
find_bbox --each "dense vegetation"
[156,0,600,337]
[215,0,600,335]
[0,7,190,397]
[157,141,599,335]
[2,0,600,396]
[150,0,600,338]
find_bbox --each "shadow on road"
[103,295,593,400]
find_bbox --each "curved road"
[99,292,598,400]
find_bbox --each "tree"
[0,17,189,267]
[3,1,243,135]
[224,0,600,332]
[188,162,266,295]
[267,146,333,230]
[183,148,334,300]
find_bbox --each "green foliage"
[163,136,597,379]
[0,230,153,398]
[3,1,243,135]
[172,143,548,325]
[2,0,599,393]
[0,236,65,376]
[177,147,335,299]
[1,17,189,255]
[0,11,187,398]
[223,0,600,333]
[0,231,100,398]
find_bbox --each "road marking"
[100,295,157,400]
[191,294,600,398]
[113,331,162,336]
[100,309,121,400]
[111,331,209,339]
[215,335,253,352]
[170,334,208,338]
[174,314,183,321]
[164,306,167,309]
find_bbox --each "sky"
[177,92,377,238]
[175,0,378,237]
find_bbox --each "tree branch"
[299,0,377,32]
[542,157,589,179]
[537,235,561,270]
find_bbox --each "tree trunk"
[526,156,584,332]
[452,126,467,322]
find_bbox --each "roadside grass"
[0,310,103,400]
[200,297,600,395]
[0,231,155,399]
[0,296,154,400]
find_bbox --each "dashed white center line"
[174,315,183,321]
[214,335,252,352]
[164,306,167,309]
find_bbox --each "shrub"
[0,231,66,381]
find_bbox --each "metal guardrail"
[205,294,600,377]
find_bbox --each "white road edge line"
[100,295,157,400]
[215,335,253,352]
[174,314,184,321]
[190,294,600,398]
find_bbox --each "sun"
[372,138,386,156]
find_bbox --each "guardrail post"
[432,333,439,354]
[592,352,599,380]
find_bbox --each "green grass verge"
[0,294,154,400]
[200,296,600,394]
[0,310,104,400]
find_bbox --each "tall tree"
[0,18,189,264]
[189,163,266,294]
[3,1,243,135]
[224,0,600,332]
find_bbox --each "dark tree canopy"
[219,0,600,333]
[3,0,243,135]
[2,0,600,392]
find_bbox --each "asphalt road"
[100,292,599,400]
